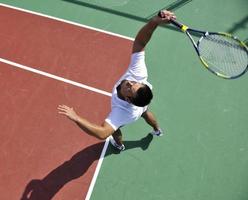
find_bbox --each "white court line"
[85,137,110,200]
[0,3,134,41]
[0,3,134,200]
[0,57,112,97]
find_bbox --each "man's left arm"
[132,10,176,53]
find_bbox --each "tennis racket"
[158,11,248,79]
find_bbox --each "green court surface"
[1,0,247,199]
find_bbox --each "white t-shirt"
[105,51,152,131]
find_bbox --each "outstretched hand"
[58,105,79,122]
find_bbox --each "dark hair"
[131,84,153,107]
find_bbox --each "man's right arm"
[58,105,115,140]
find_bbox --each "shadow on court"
[20,134,153,200]
[61,0,192,32]
[227,15,248,34]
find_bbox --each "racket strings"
[198,34,248,78]
[205,36,243,50]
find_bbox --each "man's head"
[118,80,153,107]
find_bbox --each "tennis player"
[58,10,176,151]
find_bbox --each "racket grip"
[157,11,183,29]
[170,19,183,29]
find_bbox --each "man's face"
[119,80,143,101]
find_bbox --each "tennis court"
[0,0,247,200]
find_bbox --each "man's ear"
[125,97,132,103]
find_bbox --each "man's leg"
[109,129,125,151]
[112,129,123,145]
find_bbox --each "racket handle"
[170,19,183,29]
[157,11,183,29]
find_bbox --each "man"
[58,10,176,151]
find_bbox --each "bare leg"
[142,110,160,131]
[112,129,123,145]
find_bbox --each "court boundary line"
[85,137,110,200]
[0,57,112,96]
[0,3,134,41]
[0,3,134,199]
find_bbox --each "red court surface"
[0,5,132,92]
[0,5,132,200]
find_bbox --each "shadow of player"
[20,133,153,200]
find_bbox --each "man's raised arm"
[132,10,176,53]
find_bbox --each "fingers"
[158,10,176,21]
[57,105,73,115]
[58,104,71,111]
[57,104,78,121]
